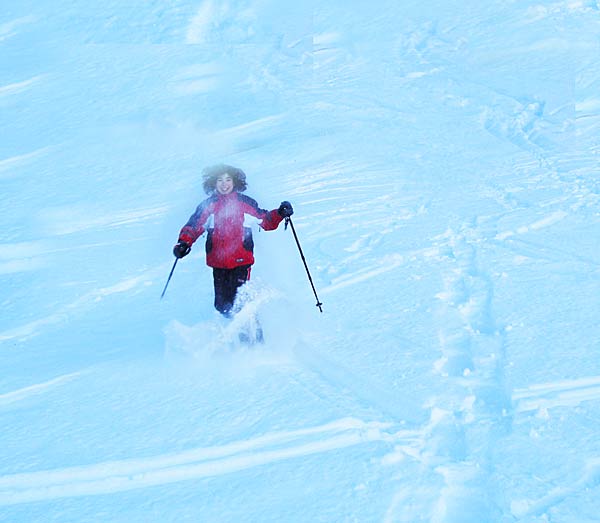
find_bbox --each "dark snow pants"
[212,265,251,316]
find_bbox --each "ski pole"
[285,217,323,313]
[160,258,178,300]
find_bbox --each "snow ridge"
[0,418,396,506]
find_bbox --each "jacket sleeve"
[259,209,284,231]
[239,195,283,231]
[178,199,212,245]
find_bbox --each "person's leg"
[213,268,237,316]
[230,265,263,344]
[213,265,252,316]
[230,265,252,312]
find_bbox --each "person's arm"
[173,199,213,258]
[179,199,213,244]
[259,208,284,231]
[239,195,293,230]
[262,201,294,229]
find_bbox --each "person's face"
[216,174,234,195]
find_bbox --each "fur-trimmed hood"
[202,164,248,194]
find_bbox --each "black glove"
[278,201,294,218]
[173,241,191,259]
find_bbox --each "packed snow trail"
[0,418,408,505]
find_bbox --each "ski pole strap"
[285,217,323,313]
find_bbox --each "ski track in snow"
[385,227,513,523]
[0,418,408,506]
[511,457,600,519]
[295,169,430,296]
[185,0,215,45]
[291,341,420,424]
[0,76,43,97]
[170,62,222,95]
[510,378,600,519]
[513,375,600,413]
[428,228,511,523]
[378,220,600,521]
[286,146,599,520]
[0,148,52,179]
[0,371,86,407]
[495,210,569,240]
[0,16,36,42]
[0,265,165,343]
[37,204,170,236]
[420,49,600,519]
[321,253,405,294]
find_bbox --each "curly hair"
[202,164,248,194]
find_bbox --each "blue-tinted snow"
[1,1,599,522]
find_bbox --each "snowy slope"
[1,1,600,522]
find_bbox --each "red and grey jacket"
[178,191,284,269]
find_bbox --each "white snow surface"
[1,1,600,522]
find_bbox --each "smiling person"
[173,164,293,320]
